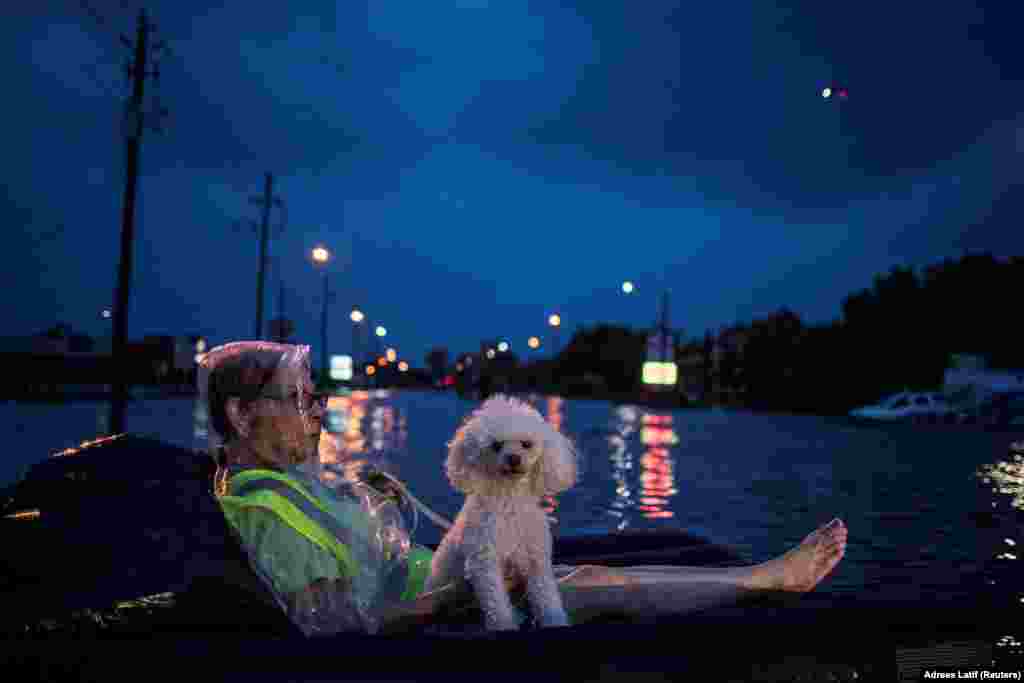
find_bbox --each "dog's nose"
[506,452,522,468]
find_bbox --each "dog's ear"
[445,425,479,494]
[536,429,578,495]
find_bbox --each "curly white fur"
[424,394,578,630]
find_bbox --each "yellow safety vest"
[217,468,431,602]
[218,468,359,582]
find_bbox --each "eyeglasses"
[257,390,328,413]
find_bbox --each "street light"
[527,336,540,349]
[311,245,332,383]
[622,281,634,294]
[375,325,387,337]
[497,341,509,353]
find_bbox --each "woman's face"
[242,364,324,470]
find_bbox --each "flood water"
[4,389,1024,615]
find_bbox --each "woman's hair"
[206,347,287,445]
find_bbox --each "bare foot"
[747,518,848,593]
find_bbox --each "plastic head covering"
[196,340,313,455]
[198,341,416,635]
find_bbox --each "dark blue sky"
[5,1,1024,366]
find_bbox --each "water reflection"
[318,392,407,492]
[638,413,678,520]
[977,452,1024,510]
[539,395,566,518]
[546,396,564,433]
[192,397,209,450]
[607,405,639,529]
[975,449,1024,653]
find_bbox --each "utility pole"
[320,272,330,380]
[110,9,167,435]
[277,278,287,342]
[250,173,280,340]
[271,202,289,343]
[659,289,671,362]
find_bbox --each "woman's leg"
[374,518,847,632]
[556,518,847,624]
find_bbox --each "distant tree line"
[494,252,1024,415]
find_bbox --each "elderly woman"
[199,341,847,636]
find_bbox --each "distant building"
[426,347,449,385]
[676,340,708,402]
[709,325,751,404]
[0,325,95,355]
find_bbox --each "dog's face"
[479,432,543,481]
[446,395,577,496]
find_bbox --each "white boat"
[848,391,954,423]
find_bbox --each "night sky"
[5,1,1024,368]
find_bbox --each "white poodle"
[424,394,578,630]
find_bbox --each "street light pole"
[253,173,275,340]
[311,245,332,385]
[320,271,329,382]
[548,313,561,360]
[350,307,363,384]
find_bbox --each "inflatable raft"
[0,434,1004,681]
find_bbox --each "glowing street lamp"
[548,313,561,328]
[527,336,540,349]
[386,348,397,363]
[350,309,364,323]
[311,246,330,264]
[398,361,409,373]
[375,326,387,337]
[822,85,849,100]
[497,341,509,353]
[486,348,495,360]
[622,281,634,294]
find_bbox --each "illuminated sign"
[330,355,353,381]
[642,361,678,386]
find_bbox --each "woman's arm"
[286,577,377,635]
[372,582,467,634]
